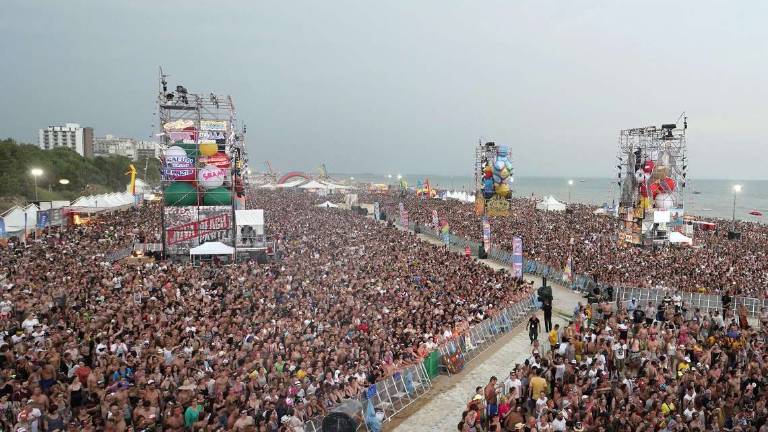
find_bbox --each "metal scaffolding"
[616,117,688,246]
[157,67,248,257]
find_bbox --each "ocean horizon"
[334,173,768,223]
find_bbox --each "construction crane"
[264,161,275,176]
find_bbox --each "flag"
[563,255,573,284]
[365,399,382,432]
[512,237,523,278]
[431,210,438,231]
[482,216,491,252]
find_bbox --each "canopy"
[444,190,475,203]
[275,179,305,188]
[316,201,339,208]
[669,231,693,246]
[189,241,234,256]
[536,196,566,211]
[299,180,330,189]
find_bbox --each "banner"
[482,216,491,252]
[199,120,228,131]
[373,202,381,221]
[37,212,49,229]
[0,219,4,237]
[164,206,233,254]
[398,202,407,226]
[440,221,450,245]
[512,236,523,278]
[431,210,438,231]
[474,191,485,215]
[562,255,573,284]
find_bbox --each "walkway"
[387,230,585,431]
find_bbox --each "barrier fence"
[615,286,768,319]
[406,220,767,319]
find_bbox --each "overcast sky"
[1,1,766,180]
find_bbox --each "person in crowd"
[0,189,533,430]
[461,293,768,431]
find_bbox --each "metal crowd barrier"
[436,296,536,375]
[104,246,133,263]
[615,286,767,318]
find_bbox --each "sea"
[336,174,768,223]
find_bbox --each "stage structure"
[474,140,513,217]
[616,117,688,246]
[157,67,249,256]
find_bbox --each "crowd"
[0,189,532,431]
[377,195,768,298]
[459,294,768,432]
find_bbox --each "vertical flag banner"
[563,255,574,284]
[0,219,5,237]
[440,221,450,245]
[431,210,439,231]
[37,211,49,229]
[482,216,491,252]
[512,236,523,278]
[373,202,381,221]
[398,202,408,226]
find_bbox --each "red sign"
[167,214,230,245]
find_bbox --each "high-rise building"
[38,123,94,158]
[94,135,160,160]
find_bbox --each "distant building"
[38,123,94,158]
[94,135,160,160]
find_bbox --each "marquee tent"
[536,196,566,212]
[669,231,693,246]
[189,241,235,256]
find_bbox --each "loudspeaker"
[728,230,741,240]
[414,224,421,234]
[478,244,488,259]
[380,212,387,221]
[255,251,268,264]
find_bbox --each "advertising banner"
[373,202,381,221]
[431,210,439,232]
[199,120,228,131]
[482,216,491,252]
[398,203,407,226]
[37,212,49,229]
[512,236,523,278]
[164,206,233,254]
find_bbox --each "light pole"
[732,184,742,228]
[30,168,43,201]
[568,179,574,203]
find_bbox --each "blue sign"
[0,219,4,237]
[37,212,49,229]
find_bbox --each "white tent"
[235,209,264,235]
[322,181,351,190]
[70,192,135,209]
[537,196,566,212]
[316,201,340,208]
[669,231,693,246]
[299,180,330,189]
[276,179,305,188]
[445,190,475,203]
[0,205,37,234]
[259,183,278,189]
[189,241,235,256]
